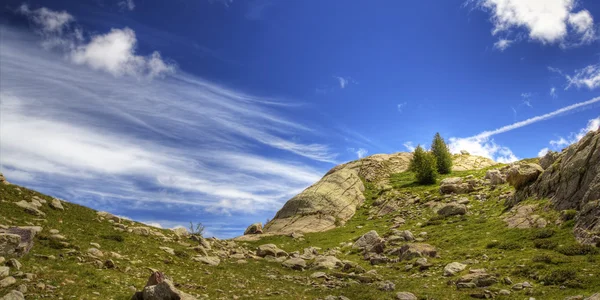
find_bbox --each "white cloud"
[347,148,369,159]
[397,102,408,112]
[566,63,600,90]
[448,136,518,163]
[18,4,74,34]
[0,27,333,219]
[403,142,416,152]
[472,0,596,47]
[145,222,163,228]
[550,87,557,98]
[119,0,136,11]
[493,38,513,51]
[18,6,173,79]
[537,147,549,158]
[547,116,600,150]
[71,28,174,78]
[334,76,349,89]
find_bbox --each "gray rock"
[14,201,45,217]
[437,203,467,217]
[1,290,24,300]
[312,256,342,270]
[193,256,220,266]
[282,257,306,270]
[0,277,16,288]
[396,292,417,300]
[243,223,263,235]
[378,280,395,291]
[506,163,543,189]
[352,230,384,253]
[539,150,559,169]
[0,227,39,257]
[256,244,287,258]
[443,262,466,276]
[439,177,473,194]
[485,169,505,185]
[6,259,20,271]
[0,267,9,278]
[49,198,64,210]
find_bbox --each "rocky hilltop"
[263,152,496,234]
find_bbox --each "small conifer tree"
[409,145,438,184]
[431,132,453,174]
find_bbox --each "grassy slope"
[1,164,599,299]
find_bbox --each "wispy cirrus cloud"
[0,10,336,237]
[449,96,600,163]
[118,0,135,11]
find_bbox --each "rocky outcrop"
[264,152,495,235]
[439,177,473,194]
[264,168,366,234]
[509,130,600,244]
[506,163,543,189]
[0,173,9,185]
[485,169,505,185]
[539,150,559,169]
[244,223,263,235]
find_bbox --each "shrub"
[533,239,557,250]
[486,240,500,249]
[556,244,599,256]
[431,133,453,174]
[101,234,125,242]
[409,145,438,184]
[189,221,206,238]
[543,269,577,285]
[532,228,555,239]
[561,209,577,221]
[532,254,554,264]
[498,241,521,250]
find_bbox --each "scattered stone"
[49,198,64,210]
[440,177,473,194]
[443,262,466,276]
[352,230,384,253]
[159,247,175,255]
[438,203,467,217]
[193,256,220,266]
[312,256,342,270]
[1,290,24,300]
[87,248,104,258]
[396,292,418,300]
[282,257,306,270]
[131,271,197,300]
[498,289,511,296]
[485,169,506,185]
[0,267,9,278]
[395,243,437,261]
[256,244,287,258]
[378,280,395,291]
[130,227,151,236]
[0,276,16,288]
[504,205,547,228]
[90,242,101,248]
[244,223,263,235]
[457,272,497,288]
[96,211,121,223]
[6,259,20,271]
[104,259,116,269]
[311,272,327,279]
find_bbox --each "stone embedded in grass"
[1,290,24,300]
[0,276,16,288]
[256,244,287,258]
[352,230,384,253]
[159,247,175,255]
[378,280,395,291]
[396,292,417,300]
[87,248,104,258]
[49,198,64,210]
[0,267,9,278]
[6,259,21,271]
[439,177,473,194]
[193,256,220,266]
[14,201,45,217]
[131,271,197,300]
[437,203,467,217]
[443,262,466,276]
[394,243,437,261]
[282,257,306,270]
[312,256,342,270]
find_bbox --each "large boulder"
[443,262,466,276]
[282,257,306,270]
[312,256,342,270]
[439,177,473,194]
[506,163,543,189]
[1,290,24,300]
[244,223,263,235]
[49,198,64,210]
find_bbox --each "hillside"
[1,132,600,299]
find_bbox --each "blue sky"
[1,0,599,238]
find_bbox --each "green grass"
[1,165,599,300]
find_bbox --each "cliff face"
[511,129,600,245]
[264,152,496,234]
